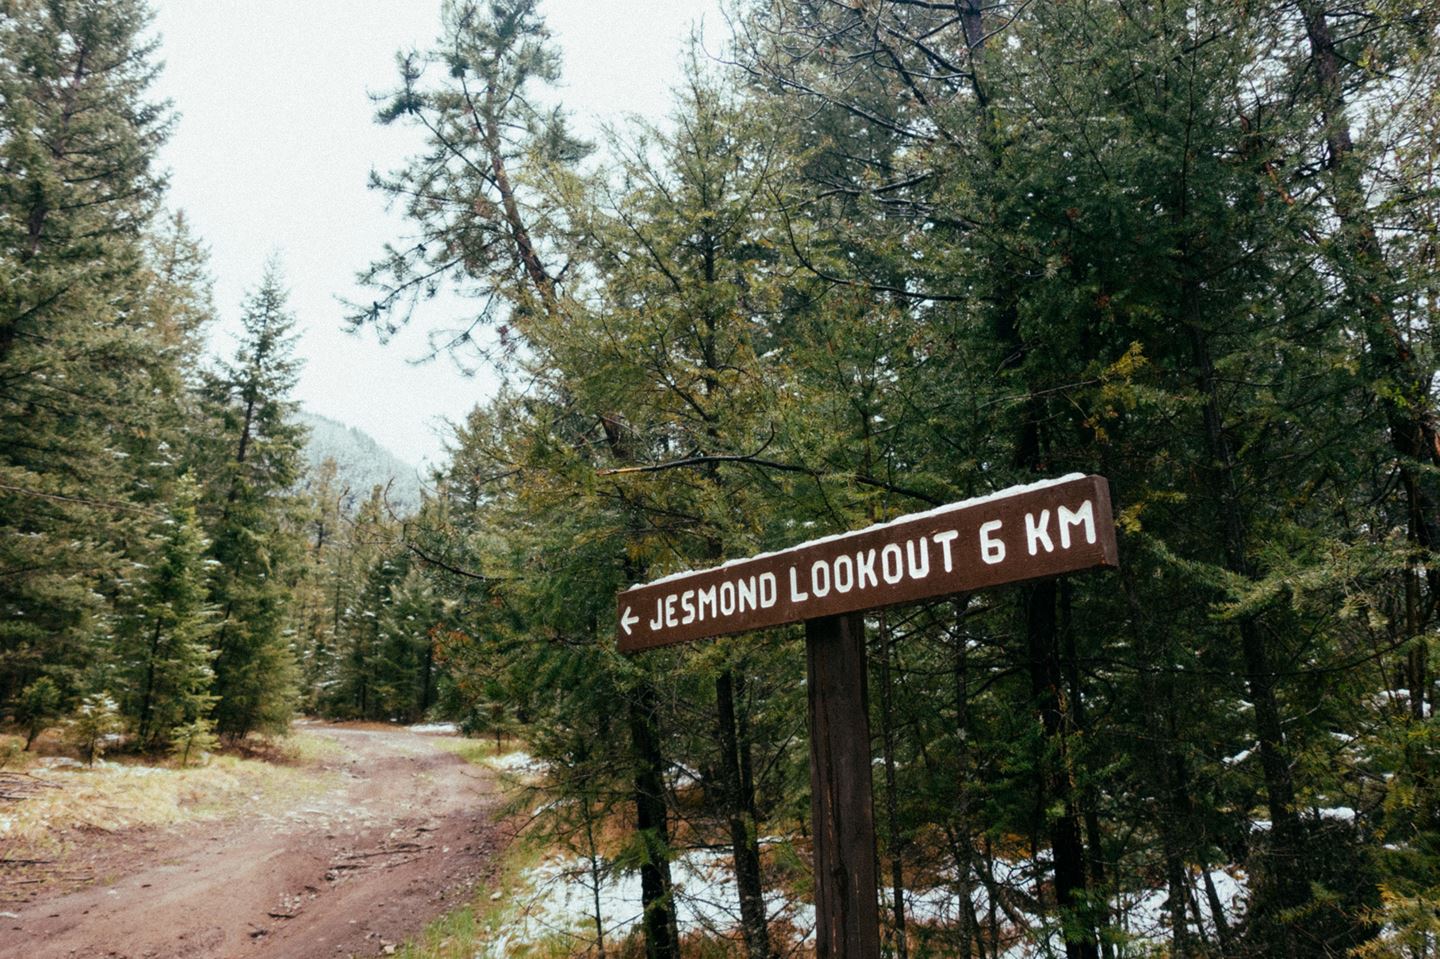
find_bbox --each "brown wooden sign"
[617,473,1117,652]
[617,473,1119,959]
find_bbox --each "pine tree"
[65,692,122,766]
[291,456,348,713]
[168,716,218,767]
[566,66,806,959]
[17,676,61,750]
[115,474,217,751]
[0,0,172,711]
[356,5,686,955]
[199,263,306,740]
[352,0,590,347]
[377,566,443,722]
[329,486,402,720]
[736,1,1432,954]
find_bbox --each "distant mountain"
[297,411,424,515]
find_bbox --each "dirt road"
[1,724,505,959]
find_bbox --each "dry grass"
[0,733,37,772]
[428,734,517,766]
[0,730,346,854]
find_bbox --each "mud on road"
[1,724,506,959]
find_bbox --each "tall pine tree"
[199,263,306,740]
[115,473,216,750]
[0,0,172,710]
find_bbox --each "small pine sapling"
[18,677,62,750]
[169,718,219,767]
[66,693,123,766]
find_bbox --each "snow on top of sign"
[632,473,1089,591]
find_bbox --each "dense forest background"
[3,0,1440,956]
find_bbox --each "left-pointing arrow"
[620,606,640,636]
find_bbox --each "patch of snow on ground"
[666,762,702,790]
[1317,806,1356,821]
[481,845,1250,958]
[85,759,166,776]
[1369,689,1433,717]
[899,861,1247,957]
[481,848,813,957]
[486,751,547,776]
[407,722,459,734]
[1113,868,1247,945]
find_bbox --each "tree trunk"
[477,87,557,312]
[628,681,680,959]
[1026,580,1099,959]
[716,667,772,959]
[138,617,163,746]
[1300,0,1439,715]
[421,636,436,714]
[1202,867,1235,953]
[1187,318,1306,957]
[1059,582,1112,959]
[953,601,976,959]
[584,799,608,959]
[877,613,909,959]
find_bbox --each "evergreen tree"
[65,691,122,766]
[565,66,810,959]
[329,486,403,720]
[0,0,172,710]
[291,456,349,713]
[346,1,1440,956]
[352,0,590,347]
[376,565,443,722]
[115,474,216,750]
[356,5,687,955]
[17,676,61,750]
[199,263,306,740]
[168,716,218,767]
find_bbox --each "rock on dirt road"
[0,724,505,959]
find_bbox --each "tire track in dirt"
[0,724,505,959]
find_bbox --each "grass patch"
[390,903,483,959]
[0,730,345,854]
[0,733,38,771]
[430,736,506,765]
[270,728,350,765]
[426,731,529,760]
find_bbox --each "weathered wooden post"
[806,612,880,958]
[616,474,1119,958]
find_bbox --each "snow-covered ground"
[479,846,1249,958]
[406,722,460,735]
[485,751,548,776]
[481,848,815,958]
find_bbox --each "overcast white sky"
[149,0,725,468]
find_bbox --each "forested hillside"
[3,0,1439,957]
[297,410,423,515]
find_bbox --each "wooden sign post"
[617,473,1119,958]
